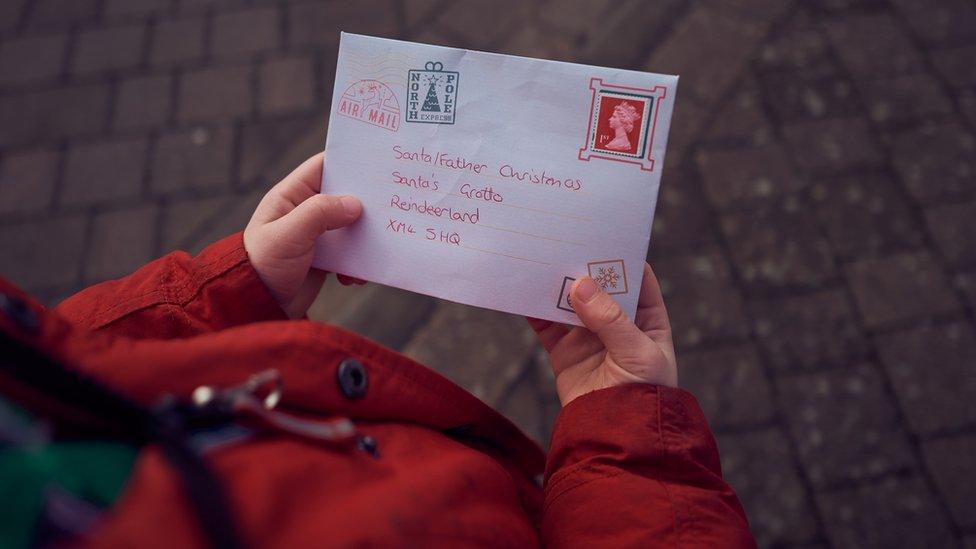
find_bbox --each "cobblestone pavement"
[1,0,975,546]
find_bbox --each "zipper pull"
[192,370,357,445]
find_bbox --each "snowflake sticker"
[594,266,621,290]
[587,260,628,295]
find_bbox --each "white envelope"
[314,33,678,326]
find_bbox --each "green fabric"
[0,401,137,548]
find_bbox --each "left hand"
[243,153,364,319]
[528,263,677,406]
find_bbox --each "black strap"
[0,332,244,549]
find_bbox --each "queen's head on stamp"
[605,101,641,151]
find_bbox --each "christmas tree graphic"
[421,75,441,112]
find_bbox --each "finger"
[526,317,569,352]
[571,277,649,354]
[267,193,362,245]
[252,153,326,224]
[636,262,671,333]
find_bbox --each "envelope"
[313,33,678,326]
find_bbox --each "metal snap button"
[0,293,39,332]
[337,358,368,399]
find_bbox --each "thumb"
[269,194,362,244]
[571,277,648,355]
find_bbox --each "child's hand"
[528,263,677,406]
[244,153,363,319]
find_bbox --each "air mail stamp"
[579,78,667,172]
[406,61,459,125]
[336,79,401,132]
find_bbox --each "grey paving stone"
[62,137,148,207]
[0,84,109,146]
[500,24,576,63]
[754,13,833,74]
[438,0,529,50]
[159,194,228,252]
[749,288,868,372]
[258,56,315,115]
[0,33,67,86]
[84,205,158,283]
[152,125,234,194]
[0,0,25,31]
[239,115,314,184]
[956,271,976,311]
[104,0,171,17]
[644,2,766,105]
[28,0,98,28]
[575,0,684,69]
[661,97,708,162]
[777,364,914,487]
[150,17,206,66]
[816,476,955,549]
[758,69,859,123]
[923,434,976,530]
[494,363,551,447]
[649,166,718,253]
[168,190,262,255]
[654,250,750,347]
[875,321,976,435]
[721,201,837,292]
[212,7,280,58]
[890,122,976,204]
[0,147,59,215]
[811,173,923,260]
[0,214,86,290]
[845,252,960,328]
[696,143,805,211]
[403,302,537,403]
[72,24,146,74]
[287,1,397,49]
[178,0,247,13]
[310,280,437,351]
[114,74,172,129]
[678,344,774,429]
[890,0,976,46]
[178,65,252,122]
[930,45,976,89]
[701,78,772,145]
[925,201,976,270]
[783,117,884,174]
[717,429,819,546]
[823,13,923,77]
[857,73,954,127]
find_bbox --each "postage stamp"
[579,78,668,171]
[557,276,576,312]
[336,79,401,132]
[587,259,628,295]
[406,61,459,125]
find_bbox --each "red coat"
[0,233,755,548]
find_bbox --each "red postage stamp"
[579,78,667,171]
[336,79,401,132]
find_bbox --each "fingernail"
[574,277,599,303]
[340,196,361,217]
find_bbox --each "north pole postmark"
[336,79,401,132]
[406,61,459,125]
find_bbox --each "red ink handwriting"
[498,164,583,191]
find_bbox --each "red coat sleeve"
[55,232,287,339]
[542,384,756,548]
